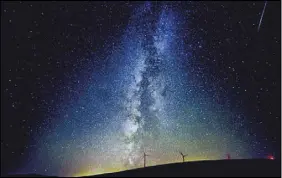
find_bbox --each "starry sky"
[1,1,281,177]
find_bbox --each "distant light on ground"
[267,155,275,160]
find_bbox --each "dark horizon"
[4,159,281,177]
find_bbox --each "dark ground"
[5,159,281,177]
[92,159,281,177]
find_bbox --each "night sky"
[1,1,281,177]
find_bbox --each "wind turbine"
[226,153,231,160]
[143,152,150,168]
[179,151,188,163]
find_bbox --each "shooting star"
[257,1,267,32]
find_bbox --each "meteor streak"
[257,1,267,32]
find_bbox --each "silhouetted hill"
[92,159,280,177]
[5,159,281,177]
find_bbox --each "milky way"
[18,2,257,177]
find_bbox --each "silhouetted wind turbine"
[179,151,188,163]
[143,152,150,168]
[226,153,231,160]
